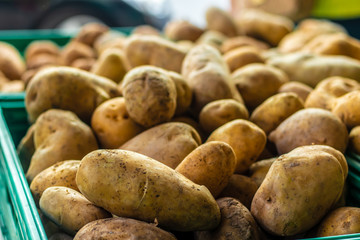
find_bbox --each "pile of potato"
[13,5,360,240]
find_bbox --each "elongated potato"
[76,149,221,231]
[0,42,25,80]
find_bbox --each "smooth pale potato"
[121,66,177,127]
[132,25,161,36]
[232,63,289,110]
[167,71,192,116]
[206,119,266,173]
[278,81,313,102]
[314,207,360,237]
[221,36,270,53]
[120,122,201,169]
[206,7,238,37]
[199,99,249,133]
[73,22,109,47]
[74,217,176,240]
[175,141,236,197]
[124,35,187,73]
[248,158,276,187]
[164,20,204,42]
[30,160,80,204]
[218,174,258,209]
[250,92,304,135]
[0,42,25,80]
[331,90,360,128]
[223,46,264,72]
[195,198,262,240]
[40,186,112,235]
[76,149,221,231]
[269,108,348,154]
[26,109,98,182]
[25,66,121,123]
[60,41,95,66]
[91,97,144,149]
[196,30,228,50]
[251,145,346,236]
[349,126,360,155]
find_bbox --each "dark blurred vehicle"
[0,0,171,30]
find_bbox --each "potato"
[232,63,288,110]
[30,160,80,204]
[25,40,59,62]
[1,80,25,92]
[278,81,313,102]
[250,92,304,135]
[167,71,192,116]
[26,109,98,182]
[121,66,177,127]
[267,52,360,87]
[74,217,176,240]
[196,30,228,50]
[269,108,348,155]
[251,145,346,236]
[195,198,262,240]
[313,207,360,237]
[170,116,207,142]
[60,41,95,66]
[199,99,249,133]
[73,22,109,47]
[235,9,294,46]
[207,119,266,173]
[175,141,236,197]
[164,20,204,42]
[124,35,187,73]
[17,124,36,171]
[132,25,161,36]
[70,57,95,71]
[248,158,276,187]
[40,186,111,235]
[76,149,221,231]
[0,42,25,79]
[221,36,270,53]
[91,97,144,149]
[26,53,59,69]
[223,46,264,72]
[182,44,242,113]
[331,91,360,128]
[94,30,127,55]
[25,66,121,123]
[120,122,201,169]
[206,7,238,37]
[349,126,360,155]
[91,48,127,83]
[218,174,258,209]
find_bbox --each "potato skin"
[167,71,192,116]
[74,217,176,240]
[120,122,201,169]
[76,149,221,231]
[73,22,109,47]
[248,158,276,187]
[175,141,236,197]
[206,7,238,37]
[164,20,204,42]
[224,46,264,72]
[60,41,95,66]
[0,42,25,80]
[331,90,360,128]
[221,36,270,53]
[40,186,112,235]
[278,81,313,103]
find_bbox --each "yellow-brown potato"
[25,40,60,62]
[331,91,360,128]
[269,108,348,155]
[223,46,264,72]
[0,42,25,80]
[93,30,127,55]
[91,97,144,149]
[250,92,304,135]
[40,186,112,235]
[60,41,95,66]
[124,35,187,73]
[349,126,360,155]
[164,20,204,42]
[70,57,96,71]
[1,80,25,92]
[167,71,192,116]
[170,116,207,142]
[30,160,80,204]
[195,198,263,240]
[206,7,238,37]
[313,207,360,237]
[199,99,249,133]
[74,217,176,240]
[120,122,201,169]
[232,63,289,110]
[73,22,109,47]
[207,119,266,173]
[17,124,36,171]
[218,174,258,209]
[26,53,59,70]
[25,66,121,123]
[132,25,161,36]
[121,66,177,127]
[221,36,270,53]
[196,30,228,50]
[248,158,276,187]
[76,149,221,231]
[26,109,98,182]
[251,145,346,236]
[175,141,236,197]
[278,81,313,102]
[235,9,294,46]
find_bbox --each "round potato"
[248,158,276,187]
[278,81,313,103]
[223,46,264,72]
[73,22,109,47]
[132,25,161,36]
[60,41,95,66]
[167,71,192,116]
[70,57,96,71]
[331,90,360,128]
[164,20,204,42]
[206,7,238,37]
[196,30,228,50]
[221,36,270,53]
[25,40,59,62]
[0,42,25,80]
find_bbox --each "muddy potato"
[196,30,228,50]
[91,97,144,149]
[349,126,360,155]
[26,109,98,182]
[164,20,204,42]
[251,145,346,236]
[248,158,276,187]
[60,41,95,66]
[206,7,238,37]
[30,160,80,204]
[221,36,270,53]
[218,174,258,209]
[232,63,288,110]
[195,198,262,240]
[207,119,266,173]
[223,46,264,72]
[269,108,348,155]
[76,149,221,231]
[331,91,360,128]
[175,141,236,197]
[0,42,25,80]
[120,122,201,169]
[40,186,112,235]
[167,71,192,116]
[199,99,249,133]
[250,92,304,135]
[278,81,313,102]
[73,22,109,47]
[25,66,120,123]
